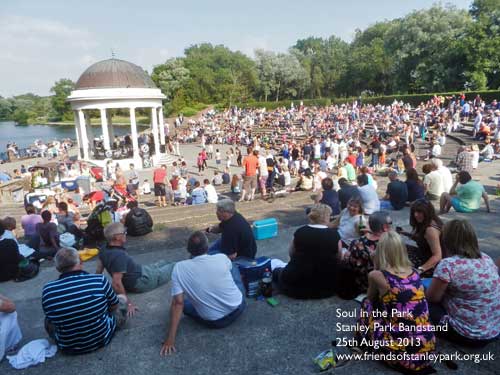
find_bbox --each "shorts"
[154,183,166,197]
[243,175,257,191]
[451,197,476,213]
[259,176,268,190]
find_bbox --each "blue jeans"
[183,298,245,329]
[184,239,247,328]
[380,200,394,210]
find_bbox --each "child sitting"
[141,179,151,195]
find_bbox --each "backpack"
[16,258,40,282]
[126,208,152,236]
[85,204,113,241]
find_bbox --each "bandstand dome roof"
[75,58,157,90]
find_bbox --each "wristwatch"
[417,266,425,273]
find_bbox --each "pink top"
[434,253,500,340]
[21,214,43,236]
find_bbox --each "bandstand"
[67,58,168,169]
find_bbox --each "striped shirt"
[42,270,118,354]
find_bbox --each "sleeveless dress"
[407,223,442,275]
[345,236,379,293]
[356,270,436,373]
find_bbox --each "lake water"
[0,121,146,150]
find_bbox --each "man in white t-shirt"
[356,174,380,215]
[423,164,444,200]
[203,179,218,204]
[160,232,245,355]
[431,158,453,193]
[313,140,321,160]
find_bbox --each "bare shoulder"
[368,270,385,283]
[426,224,440,236]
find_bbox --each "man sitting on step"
[160,231,245,355]
[96,222,175,316]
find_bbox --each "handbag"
[16,258,40,282]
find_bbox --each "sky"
[0,0,472,97]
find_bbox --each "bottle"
[358,215,365,234]
[261,268,273,298]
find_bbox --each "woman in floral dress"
[342,211,393,294]
[356,231,436,374]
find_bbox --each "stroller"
[110,184,136,206]
[266,174,289,202]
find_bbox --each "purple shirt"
[21,214,43,236]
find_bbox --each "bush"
[178,107,199,117]
[62,111,74,122]
[192,103,208,111]
[331,90,500,107]
[230,98,332,111]
[12,108,29,125]
[215,90,500,112]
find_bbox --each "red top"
[243,155,259,176]
[170,178,179,190]
[153,168,166,184]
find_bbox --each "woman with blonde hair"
[272,204,340,299]
[356,231,436,374]
[41,195,57,212]
[230,174,241,194]
[470,143,480,169]
[426,219,500,347]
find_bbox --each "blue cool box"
[238,256,272,297]
[253,218,278,240]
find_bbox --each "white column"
[73,111,82,159]
[151,107,160,157]
[130,107,139,161]
[78,110,89,160]
[100,108,111,151]
[85,114,95,156]
[107,111,115,148]
[158,107,165,146]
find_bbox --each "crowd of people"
[1,94,500,373]
[2,139,73,163]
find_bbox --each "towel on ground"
[7,339,57,369]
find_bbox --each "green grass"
[177,104,208,117]
[41,115,150,126]
[153,222,168,231]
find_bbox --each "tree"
[292,37,323,98]
[255,50,309,101]
[383,5,472,93]
[12,108,29,124]
[0,97,13,120]
[183,43,258,105]
[50,79,75,121]
[321,36,350,97]
[255,49,277,101]
[151,58,190,101]
[464,0,500,89]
